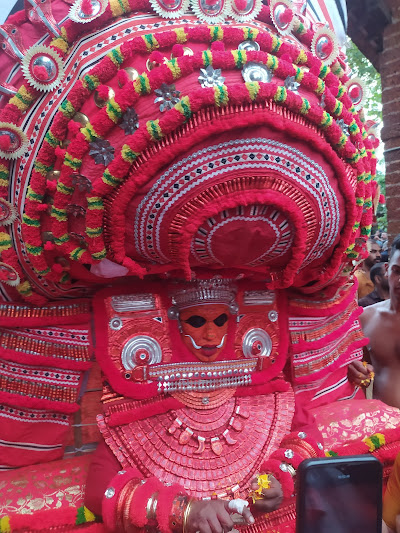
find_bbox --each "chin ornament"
[0,123,28,160]
[21,45,64,92]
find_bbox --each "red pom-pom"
[51,263,64,274]
[0,135,11,151]
[320,39,334,57]
[379,194,385,204]
[149,51,165,65]
[234,0,247,10]
[68,120,82,136]
[280,7,293,24]
[280,53,292,63]
[81,0,93,15]
[37,203,49,212]
[211,41,225,52]
[55,146,66,159]
[349,86,361,100]
[33,65,49,82]
[44,241,55,251]
[117,69,129,87]
[172,44,184,58]
[46,180,57,193]
[97,84,110,101]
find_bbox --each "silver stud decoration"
[0,123,28,160]
[0,263,20,287]
[198,65,225,88]
[284,449,294,459]
[230,0,262,22]
[319,92,326,109]
[21,45,64,92]
[89,138,115,165]
[71,173,92,193]
[190,0,230,24]
[284,75,300,92]
[120,107,139,135]
[121,335,162,370]
[311,25,339,66]
[241,63,272,83]
[270,0,296,35]
[238,40,260,51]
[154,83,181,112]
[344,77,366,111]
[104,487,115,499]
[337,118,350,137]
[268,310,278,322]
[242,328,272,358]
[298,431,306,439]
[0,199,17,226]
[110,317,123,331]
[69,0,107,23]
[149,0,190,19]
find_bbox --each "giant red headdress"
[0,0,376,306]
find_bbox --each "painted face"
[388,249,400,297]
[179,304,229,362]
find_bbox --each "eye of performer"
[184,315,206,328]
[213,313,228,327]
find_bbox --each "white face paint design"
[184,333,227,350]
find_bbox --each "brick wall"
[381,0,400,242]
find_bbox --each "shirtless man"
[349,236,400,407]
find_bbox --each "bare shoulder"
[360,300,390,327]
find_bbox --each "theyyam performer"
[0,0,399,531]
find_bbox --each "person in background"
[349,235,400,408]
[383,452,400,532]
[355,239,382,299]
[358,262,389,307]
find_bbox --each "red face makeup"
[179,304,229,362]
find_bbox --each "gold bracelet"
[182,498,196,533]
[146,491,159,524]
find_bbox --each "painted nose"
[204,323,216,341]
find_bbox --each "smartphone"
[296,455,383,533]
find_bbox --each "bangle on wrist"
[260,458,295,499]
[169,494,190,532]
[183,498,196,533]
[102,469,142,532]
[280,432,324,458]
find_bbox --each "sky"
[0,0,17,24]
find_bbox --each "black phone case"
[296,455,383,533]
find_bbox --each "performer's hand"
[185,499,254,533]
[347,360,374,387]
[250,475,283,513]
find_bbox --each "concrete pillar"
[381,0,400,241]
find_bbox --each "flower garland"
[326,427,400,465]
